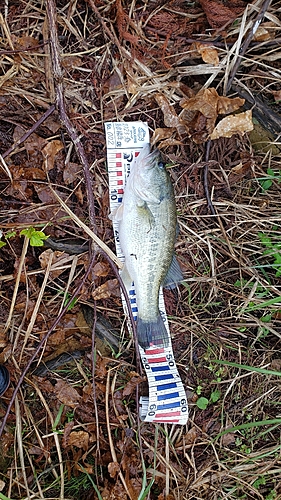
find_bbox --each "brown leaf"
[67,430,89,450]
[92,279,120,300]
[93,261,111,277]
[53,379,81,407]
[108,461,120,478]
[194,42,219,66]
[210,110,253,139]
[42,140,64,171]
[123,371,144,397]
[63,162,82,185]
[155,94,186,134]
[151,127,177,146]
[184,426,198,444]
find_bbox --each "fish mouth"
[145,148,161,170]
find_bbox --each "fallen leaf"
[210,110,253,139]
[63,162,82,185]
[123,371,145,397]
[108,461,120,478]
[67,430,89,450]
[92,279,120,300]
[42,140,64,171]
[151,127,177,146]
[53,379,81,407]
[155,94,186,134]
[184,427,198,444]
[193,42,219,66]
[221,432,236,446]
[93,261,111,277]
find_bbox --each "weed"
[258,167,281,191]
[258,232,281,277]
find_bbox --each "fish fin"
[133,180,160,205]
[120,263,133,289]
[137,314,169,349]
[109,203,124,222]
[137,202,155,228]
[163,254,183,290]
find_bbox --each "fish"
[112,144,182,349]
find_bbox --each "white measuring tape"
[105,122,188,425]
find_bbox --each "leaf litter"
[0,0,281,499]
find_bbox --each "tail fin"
[137,314,170,349]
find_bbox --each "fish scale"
[105,121,188,425]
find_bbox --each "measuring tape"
[105,122,188,425]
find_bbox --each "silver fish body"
[113,145,182,349]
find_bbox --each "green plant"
[20,226,49,246]
[258,232,281,277]
[196,390,221,410]
[258,167,281,191]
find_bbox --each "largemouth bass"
[112,145,182,349]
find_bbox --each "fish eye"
[158,162,165,170]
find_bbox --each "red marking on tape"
[147,357,166,363]
[145,348,165,355]
[116,162,122,167]
[118,189,124,194]
[116,153,121,158]
[153,419,180,423]
[117,180,123,185]
[116,171,123,176]
[156,411,181,418]
[135,152,140,157]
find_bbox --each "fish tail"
[137,314,170,349]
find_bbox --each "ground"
[0,0,281,499]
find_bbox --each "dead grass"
[0,0,281,499]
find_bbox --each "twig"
[226,0,272,92]
[2,104,56,160]
[203,140,216,217]
[46,0,97,232]
[0,252,97,439]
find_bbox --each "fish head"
[131,145,172,204]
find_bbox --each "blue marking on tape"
[155,374,173,381]
[157,401,181,410]
[157,391,179,401]
[130,298,136,303]
[157,382,177,391]
[118,197,123,203]
[132,307,138,313]
[129,290,135,295]
[151,365,170,372]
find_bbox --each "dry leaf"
[63,162,82,185]
[194,42,219,66]
[272,90,281,102]
[67,431,89,450]
[42,140,64,171]
[93,261,110,277]
[92,279,120,300]
[53,379,81,407]
[108,461,120,478]
[151,127,177,146]
[155,94,186,134]
[210,110,253,139]
[122,371,144,397]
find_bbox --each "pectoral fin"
[137,202,155,229]
[163,255,183,289]
[109,203,124,222]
